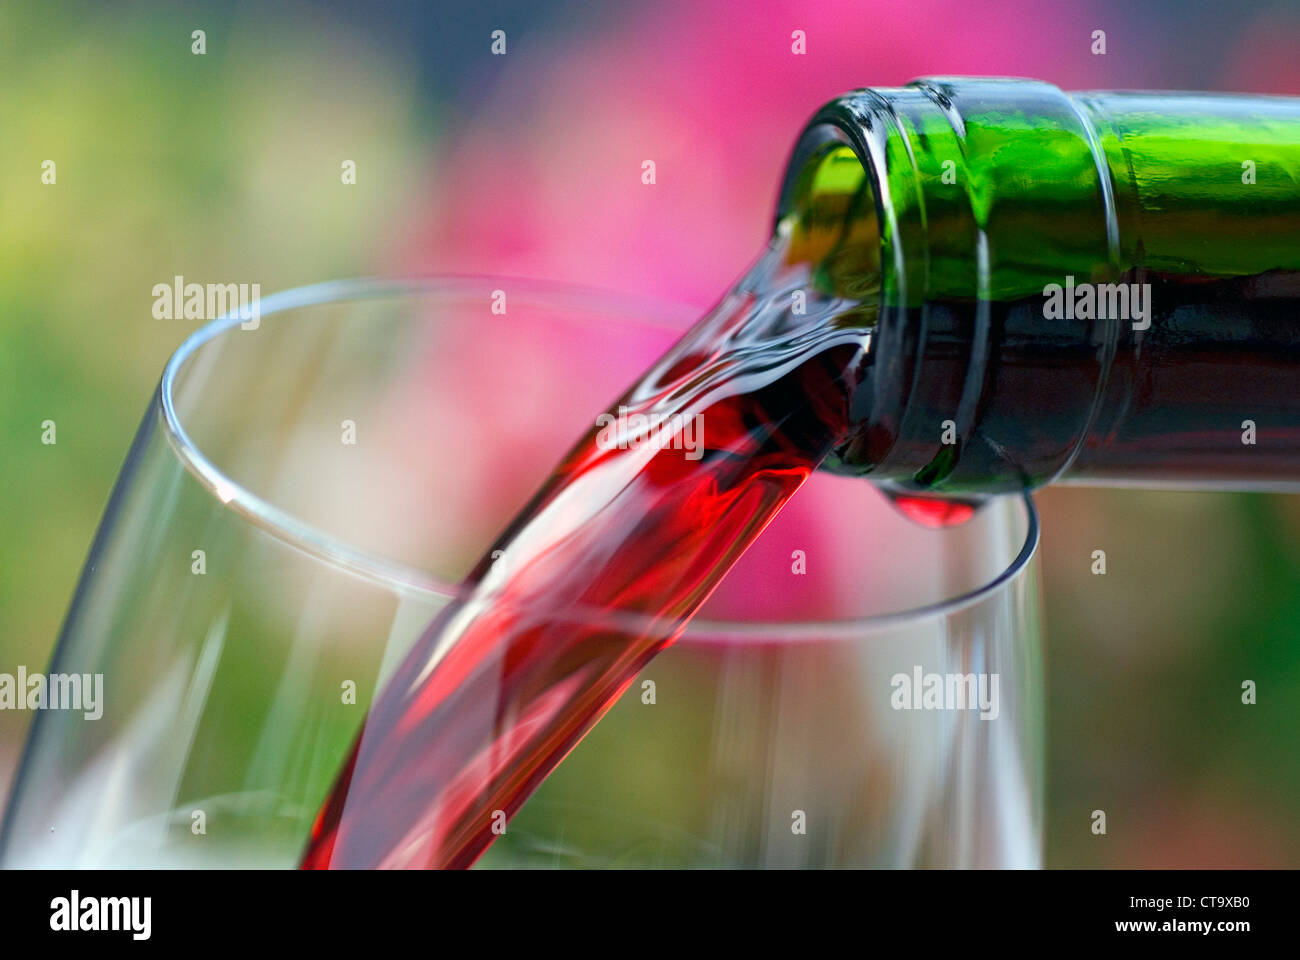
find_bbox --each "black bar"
[0,868,1285,947]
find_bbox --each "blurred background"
[2,0,1299,867]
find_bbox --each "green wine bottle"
[777,77,1300,494]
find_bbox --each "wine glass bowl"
[0,279,1042,869]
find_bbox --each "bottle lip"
[775,88,929,480]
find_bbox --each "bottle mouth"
[775,133,882,301]
[775,97,919,479]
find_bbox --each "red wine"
[301,240,875,868]
[886,492,980,528]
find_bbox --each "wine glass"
[0,278,1041,868]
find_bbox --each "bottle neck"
[778,78,1300,493]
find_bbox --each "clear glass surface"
[0,279,1043,869]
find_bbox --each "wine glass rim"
[159,275,1039,642]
